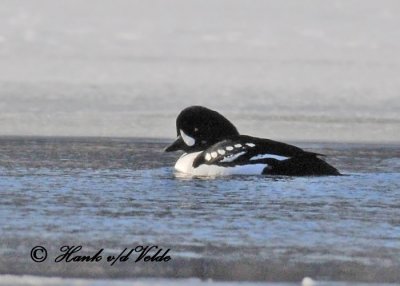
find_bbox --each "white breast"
[174,152,267,177]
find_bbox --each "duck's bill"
[164,136,184,152]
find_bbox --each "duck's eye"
[194,127,199,132]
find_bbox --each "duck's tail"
[263,154,341,176]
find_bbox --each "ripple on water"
[0,137,399,281]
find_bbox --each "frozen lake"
[0,0,399,141]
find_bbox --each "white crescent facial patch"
[180,129,195,146]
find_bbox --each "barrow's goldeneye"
[165,106,340,176]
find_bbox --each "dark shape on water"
[165,106,340,176]
[165,105,239,153]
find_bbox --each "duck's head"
[164,106,239,153]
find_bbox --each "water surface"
[0,137,399,283]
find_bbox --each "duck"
[164,106,340,176]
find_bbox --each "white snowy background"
[0,0,399,142]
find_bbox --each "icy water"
[1,0,400,142]
[0,137,399,284]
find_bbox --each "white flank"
[250,154,288,161]
[220,151,246,163]
[302,277,316,286]
[174,152,267,177]
[180,129,195,146]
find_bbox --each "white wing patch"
[180,129,195,146]
[220,151,246,163]
[174,152,267,176]
[250,154,288,161]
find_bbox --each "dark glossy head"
[164,106,239,152]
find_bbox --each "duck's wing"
[193,135,320,168]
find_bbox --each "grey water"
[0,136,399,283]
